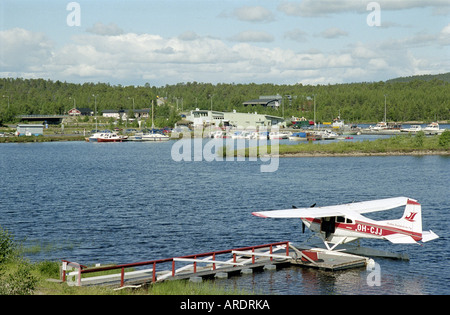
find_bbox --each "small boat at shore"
[130,132,170,141]
[316,129,339,140]
[289,132,307,141]
[89,132,127,142]
[269,131,289,140]
[401,125,422,134]
[423,122,444,135]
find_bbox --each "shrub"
[0,226,16,265]
[438,130,450,148]
[0,226,38,295]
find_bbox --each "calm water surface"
[0,140,448,294]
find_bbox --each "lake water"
[0,139,448,294]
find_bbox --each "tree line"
[0,75,448,127]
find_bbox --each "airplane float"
[252,197,439,251]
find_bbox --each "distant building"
[102,109,150,121]
[16,124,44,136]
[68,108,93,116]
[185,109,285,129]
[242,95,282,108]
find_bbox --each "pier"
[60,241,372,289]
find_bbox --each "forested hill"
[386,72,450,83]
[0,75,449,125]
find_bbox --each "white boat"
[231,131,243,139]
[423,122,444,135]
[130,99,170,141]
[212,130,231,138]
[257,131,269,140]
[89,132,127,142]
[269,131,289,140]
[317,129,339,140]
[133,132,170,141]
[401,125,422,133]
[369,122,387,131]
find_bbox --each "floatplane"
[252,197,439,253]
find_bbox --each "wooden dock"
[61,241,372,288]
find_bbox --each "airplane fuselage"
[302,216,422,244]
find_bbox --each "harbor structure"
[185,109,286,129]
[16,124,44,136]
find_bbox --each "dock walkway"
[61,241,371,288]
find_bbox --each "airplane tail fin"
[399,199,422,234]
[384,199,438,243]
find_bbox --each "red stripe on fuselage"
[301,217,422,240]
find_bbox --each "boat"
[89,132,127,142]
[232,131,251,139]
[369,122,387,131]
[332,117,345,129]
[132,132,170,141]
[362,122,402,135]
[257,131,269,140]
[212,130,231,138]
[129,99,170,141]
[401,125,422,134]
[269,131,289,140]
[423,122,444,135]
[231,131,243,139]
[288,132,307,141]
[316,129,339,140]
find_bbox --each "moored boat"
[423,122,444,135]
[269,131,289,140]
[131,132,170,141]
[289,132,307,141]
[89,132,127,142]
[401,125,422,133]
[316,129,339,140]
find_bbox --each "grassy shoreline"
[231,131,450,158]
[0,135,86,143]
[1,227,250,295]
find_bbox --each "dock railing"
[61,241,290,287]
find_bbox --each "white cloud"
[86,22,124,36]
[319,27,348,39]
[278,0,450,17]
[0,22,447,86]
[232,6,275,23]
[439,23,450,45]
[0,28,53,72]
[230,30,274,43]
[284,28,308,42]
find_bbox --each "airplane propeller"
[292,203,316,233]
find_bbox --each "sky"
[0,0,449,86]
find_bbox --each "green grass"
[0,135,86,143]
[230,131,450,157]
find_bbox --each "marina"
[0,140,448,294]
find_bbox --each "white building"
[185,109,285,129]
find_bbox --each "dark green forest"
[1,73,449,126]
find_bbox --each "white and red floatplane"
[252,197,439,251]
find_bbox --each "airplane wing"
[252,196,410,219]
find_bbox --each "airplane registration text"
[356,224,383,236]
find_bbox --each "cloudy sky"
[1,0,449,86]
